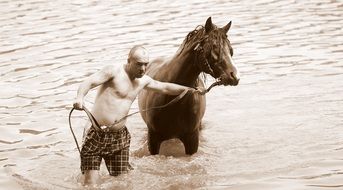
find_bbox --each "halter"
[193,35,229,89]
[193,38,216,77]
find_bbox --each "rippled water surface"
[0,0,342,189]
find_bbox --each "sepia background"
[0,0,342,189]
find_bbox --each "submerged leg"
[148,129,161,155]
[180,129,199,155]
[83,170,100,186]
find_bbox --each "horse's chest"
[159,96,202,117]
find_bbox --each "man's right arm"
[73,65,114,110]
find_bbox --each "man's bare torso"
[92,64,148,130]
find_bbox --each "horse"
[138,17,240,155]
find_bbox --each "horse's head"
[194,17,240,86]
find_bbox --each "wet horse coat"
[138,17,239,155]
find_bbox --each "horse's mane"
[178,25,205,55]
[178,24,229,84]
[185,25,205,46]
[180,24,228,54]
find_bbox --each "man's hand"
[189,87,207,95]
[73,98,84,110]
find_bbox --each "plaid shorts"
[80,126,132,176]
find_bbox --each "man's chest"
[108,78,144,99]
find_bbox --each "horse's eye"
[230,47,233,56]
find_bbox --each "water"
[0,0,342,189]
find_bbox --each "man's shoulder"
[102,64,122,71]
[141,75,153,82]
[138,75,153,86]
[101,64,123,76]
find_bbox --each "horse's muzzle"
[220,72,239,86]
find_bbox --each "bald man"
[73,45,205,185]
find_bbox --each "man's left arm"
[143,76,206,95]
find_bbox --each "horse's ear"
[222,21,232,33]
[205,17,214,33]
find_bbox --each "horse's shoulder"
[152,57,166,63]
[149,57,168,67]
[146,57,170,76]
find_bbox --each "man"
[73,45,205,185]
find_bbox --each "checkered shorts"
[80,126,132,176]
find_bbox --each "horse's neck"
[165,51,200,87]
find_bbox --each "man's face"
[131,59,148,78]
[129,48,149,78]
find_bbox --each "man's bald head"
[126,45,149,79]
[128,45,149,63]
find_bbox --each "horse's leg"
[180,129,199,155]
[147,128,161,155]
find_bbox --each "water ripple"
[19,128,57,135]
[0,0,342,189]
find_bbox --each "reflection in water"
[0,0,342,189]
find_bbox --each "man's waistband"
[98,125,126,133]
[83,107,126,134]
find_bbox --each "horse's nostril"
[230,72,237,81]
[235,78,240,85]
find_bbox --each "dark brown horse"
[138,17,240,155]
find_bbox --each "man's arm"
[73,65,114,110]
[143,76,205,95]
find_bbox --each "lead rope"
[109,89,189,128]
[68,106,103,155]
[69,82,221,154]
[110,81,222,127]
[68,108,81,155]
